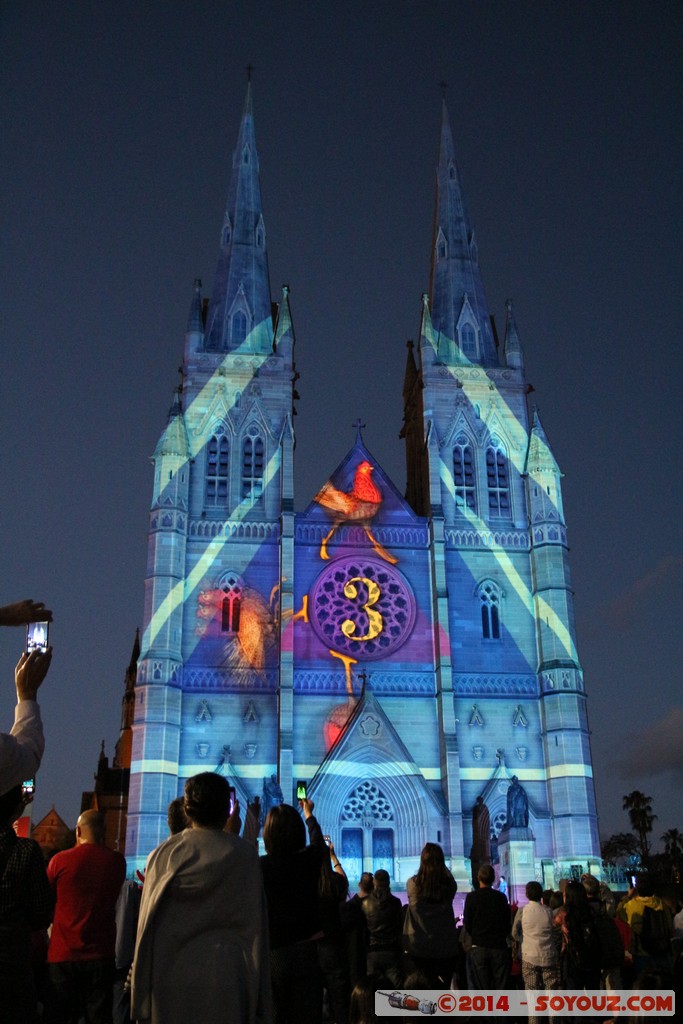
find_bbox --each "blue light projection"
[126,86,601,895]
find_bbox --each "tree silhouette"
[661,827,682,857]
[601,831,639,864]
[622,790,657,861]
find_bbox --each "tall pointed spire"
[503,297,524,371]
[203,77,272,354]
[429,99,497,366]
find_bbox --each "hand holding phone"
[15,647,52,701]
[296,780,307,801]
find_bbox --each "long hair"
[563,879,592,949]
[318,842,348,901]
[414,842,457,902]
[262,803,306,857]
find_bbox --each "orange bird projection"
[314,460,397,564]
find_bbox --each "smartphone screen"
[228,787,236,814]
[26,621,49,653]
[22,778,35,798]
[296,780,307,801]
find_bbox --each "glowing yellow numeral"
[341,577,383,641]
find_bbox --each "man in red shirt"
[46,810,126,1024]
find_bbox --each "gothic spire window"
[242,431,264,504]
[479,581,501,640]
[486,440,510,518]
[205,434,229,507]
[460,323,477,359]
[232,310,247,345]
[453,434,476,512]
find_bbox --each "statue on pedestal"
[470,795,491,885]
[505,775,529,829]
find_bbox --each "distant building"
[126,84,601,893]
[80,630,139,853]
[31,806,73,859]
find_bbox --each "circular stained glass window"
[310,556,416,661]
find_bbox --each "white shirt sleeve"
[0,700,44,793]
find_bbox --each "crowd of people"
[1,599,682,1023]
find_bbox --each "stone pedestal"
[496,827,536,906]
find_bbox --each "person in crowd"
[404,842,459,987]
[166,795,188,835]
[46,809,127,1024]
[0,599,52,793]
[349,973,391,1024]
[112,874,140,1024]
[0,783,53,1023]
[463,863,511,991]
[342,872,373,988]
[557,879,601,993]
[317,839,351,1024]
[618,875,674,977]
[260,798,325,1024]
[581,873,624,990]
[130,772,270,1024]
[511,881,559,1024]
[362,869,403,986]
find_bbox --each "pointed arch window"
[486,441,510,518]
[205,435,229,506]
[242,432,264,504]
[221,222,231,248]
[460,323,477,359]
[453,435,476,512]
[479,581,501,640]
[232,310,247,345]
[220,573,242,634]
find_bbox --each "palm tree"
[662,827,683,867]
[622,791,657,862]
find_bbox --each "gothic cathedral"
[126,84,601,896]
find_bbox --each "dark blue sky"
[1,1,681,844]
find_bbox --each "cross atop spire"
[246,63,254,82]
[353,418,366,443]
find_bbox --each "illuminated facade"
[127,85,601,888]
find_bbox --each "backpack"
[639,905,671,958]
[592,912,624,969]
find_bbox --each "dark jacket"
[362,889,403,951]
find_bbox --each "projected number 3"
[310,556,416,661]
[341,577,382,641]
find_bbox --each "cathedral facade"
[126,85,601,892]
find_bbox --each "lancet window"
[205,434,229,507]
[220,573,242,634]
[453,435,476,512]
[486,441,510,518]
[241,432,264,503]
[479,580,501,640]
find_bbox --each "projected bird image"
[194,586,277,675]
[314,460,397,564]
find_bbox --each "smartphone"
[630,875,637,888]
[323,834,331,846]
[296,780,307,801]
[22,778,35,798]
[26,621,50,653]
[228,786,236,815]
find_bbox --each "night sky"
[2,2,681,847]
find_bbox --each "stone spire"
[203,78,272,354]
[429,99,497,366]
[503,297,524,371]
